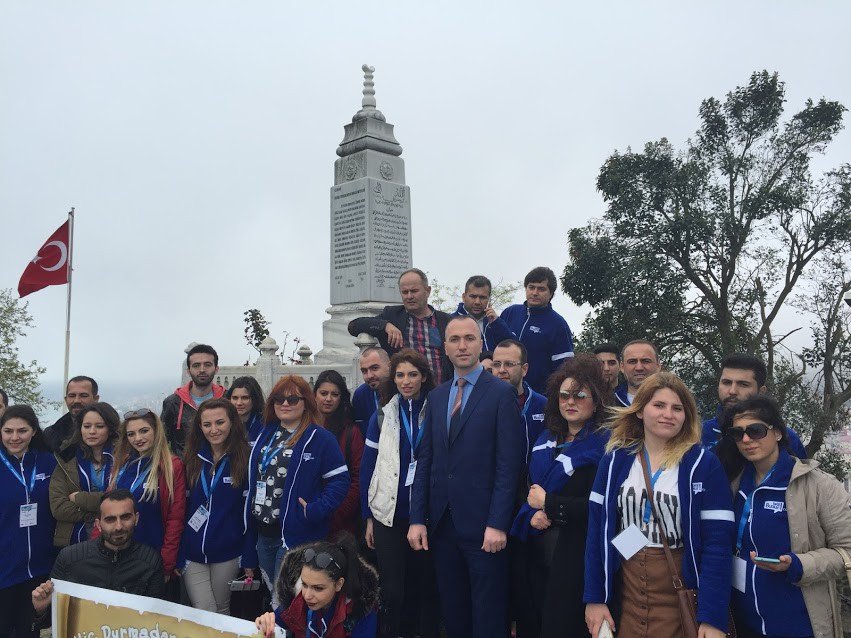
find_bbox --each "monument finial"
[354,64,385,122]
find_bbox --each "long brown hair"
[69,402,121,460]
[183,398,249,489]
[379,349,435,405]
[109,411,175,503]
[263,375,318,448]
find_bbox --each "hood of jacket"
[174,380,226,407]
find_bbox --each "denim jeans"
[256,535,286,607]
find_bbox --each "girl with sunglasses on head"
[245,375,350,602]
[255,535,378,638]
[50,402,120,547]
[109,408,186,586]
[510,354,609,638]
[716,395,851,638]
[226,376,267,446]
[180,398,256,614]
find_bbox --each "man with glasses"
[451,275,514,352]
[492,339,546,464]
[44,375,100,452]
[161,344,225,455]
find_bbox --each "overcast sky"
[2,1,850,407]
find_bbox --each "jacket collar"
[174,381,225,407]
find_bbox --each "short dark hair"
[479,351,493,362]
[99,489,137,514]
[380,349,436,405]
[593,343,620,360]
[716,395,792,479]
[67,375,98,396]
[720,353,767,388]
[524,267,557,299]
[464,275,492,294]
[359,346,390,363]
[186,344,218,368]
[398,268,429,287]
[0,388,7,408]
[226,376,266,419]
[495,338,529,366]
[621,339,660,360]
[0,405,49,451]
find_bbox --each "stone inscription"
[371,182,410,289]
[331,184,367,295]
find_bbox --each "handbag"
[835,547,851,588]
[639,451,736,638]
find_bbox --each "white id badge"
[611,524,649,560]
[405,461,417,487]
[188,504,210,532]
[254,481,267,505]
[733,556,748,592]
[19,503,38,528]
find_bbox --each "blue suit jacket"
[409,371,525,541]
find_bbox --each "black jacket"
[43,412,76,453]
[347,304,453,380]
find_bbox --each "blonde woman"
[584,372,734,638]
[110,409,186,582]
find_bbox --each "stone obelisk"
[315,65,413,364]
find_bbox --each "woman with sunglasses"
[716,396,851,638]
[227,376,267,446]
[49,402,120,547]
[360,348,440,638]
[255,535,378,638]
[584,372,735,638]
[245,375,349,600]
[510,354,609,638]
[181,398,256,614]
[110,408,186,585]
[0,405,56,638]
[314,370,364,538]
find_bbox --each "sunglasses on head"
[273,395,304,406]
[303,548,341,571]
[726,422,774,441]
[124,408,153,420]
[558,390,589,402]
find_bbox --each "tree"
[243,308,270,358]
[562,71,851,438]
[0,288,50,411]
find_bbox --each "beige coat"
[49,443,106,547]
[733,458,851,638]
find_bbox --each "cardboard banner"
[51,580,269,638]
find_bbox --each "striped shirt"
[406,313,445,385]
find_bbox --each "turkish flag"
[18,220,71,298]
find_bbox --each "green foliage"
[243,308,270,357]
[0,289,50,412]
[814,445,850,483]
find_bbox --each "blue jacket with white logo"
[584,444,735,632]
[500,302,574,394]
[519,382,547,464]
[0,449,57,588]
[244,423,350,550]
[702,408,808,459]
[451,303,515,352]
[181,445,257,567]
[613,383,631,407]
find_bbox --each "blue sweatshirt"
[115,455,164,551]
[702,409,807,459]
[180,445,257,567]
[244,423,350,550]
[352,384,380,438]
[500,302,574,394]
[519,382,547,464]
[360,395,426,522]
[731,450,812,637]
[71,447,114,545]
[246,413,266,446]
[451,303,515,352]
[0,448,57,588]
[584,444,735,632]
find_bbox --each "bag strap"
[835,547,851,588]
[344,424,354,463]
[639,449,685,591]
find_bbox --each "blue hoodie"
[613,383,631,407]
[0,448,57,588]
[499,302,574,394]
[519,382,547,464]
[180,445,257,567]
[246,413,266,446]
[451,302,515,352]
[244,423,350,550]
[70,447,114,545]
[584,444,735,632]
[352,384,380,439]
[115,455,164,551]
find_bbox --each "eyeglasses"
[727,422,774,441]
[491,361,522,370]
[123,408,153,419]
[273,396,304,406]
[558,390,589,402]
[303,548,341,570]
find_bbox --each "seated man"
[31,489,163,617]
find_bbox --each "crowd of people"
[1,265,849,638]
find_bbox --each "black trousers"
[373,518,440,638]
[0,577,41,638]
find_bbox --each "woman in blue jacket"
[245,375,350,604]
[584,372,734,638]
[181,398,256,614]
[716,396,851,638]
[227,376,266,446]
[0,405,57,638]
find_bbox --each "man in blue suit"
[408,315,525,638]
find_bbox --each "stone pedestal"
[314,301,387,364]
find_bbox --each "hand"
[298,497,308,517]
[69,491,79,503]
[365,518,375,550]
[698,622,726,638]
[750,551,792,572]
[585,603,615,637]
[481,527,507,553]
[255,611,277,638]
[527,484,546,510]
[530,511,551,530]
[31,579,53,614]
[407,524,429,551]
[385,323,403,349]
[243,567,254,581]
[484,306,498,324]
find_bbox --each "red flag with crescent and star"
[18,220,71,297]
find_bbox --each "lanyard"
[259,433,288,476]
[306,609,327,638]
[117,457,152,494]
[736,465,776,552]
[0,450,37,494]
[373,391,380,411]
[400,400,424,456]
[642,449,664,525]
[201,459,228,502]
[83,454,112,492]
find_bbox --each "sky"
[2,1,850,412]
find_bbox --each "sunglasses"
[303,548,341,570]
[123,408,153,419]
[273,395,304,406]
[558,390,589,402]
[727,422,774,441]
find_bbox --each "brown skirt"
[618,546,684,638]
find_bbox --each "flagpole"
[63,207,75,393]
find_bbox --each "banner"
[18,218,71,298]
[51,580,271,638]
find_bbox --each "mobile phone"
[753,555,781,564]
[229,578,261,592]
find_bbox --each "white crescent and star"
[32,240,68,272]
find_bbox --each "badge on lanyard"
[405,461,417,487]
[20,503,38,528]
[612,524,649,560]
[255,481,267,505]
[733,555,748,592]
[188,504,210,532]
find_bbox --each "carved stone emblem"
[379,160,394,180]
[344,159,359,181]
